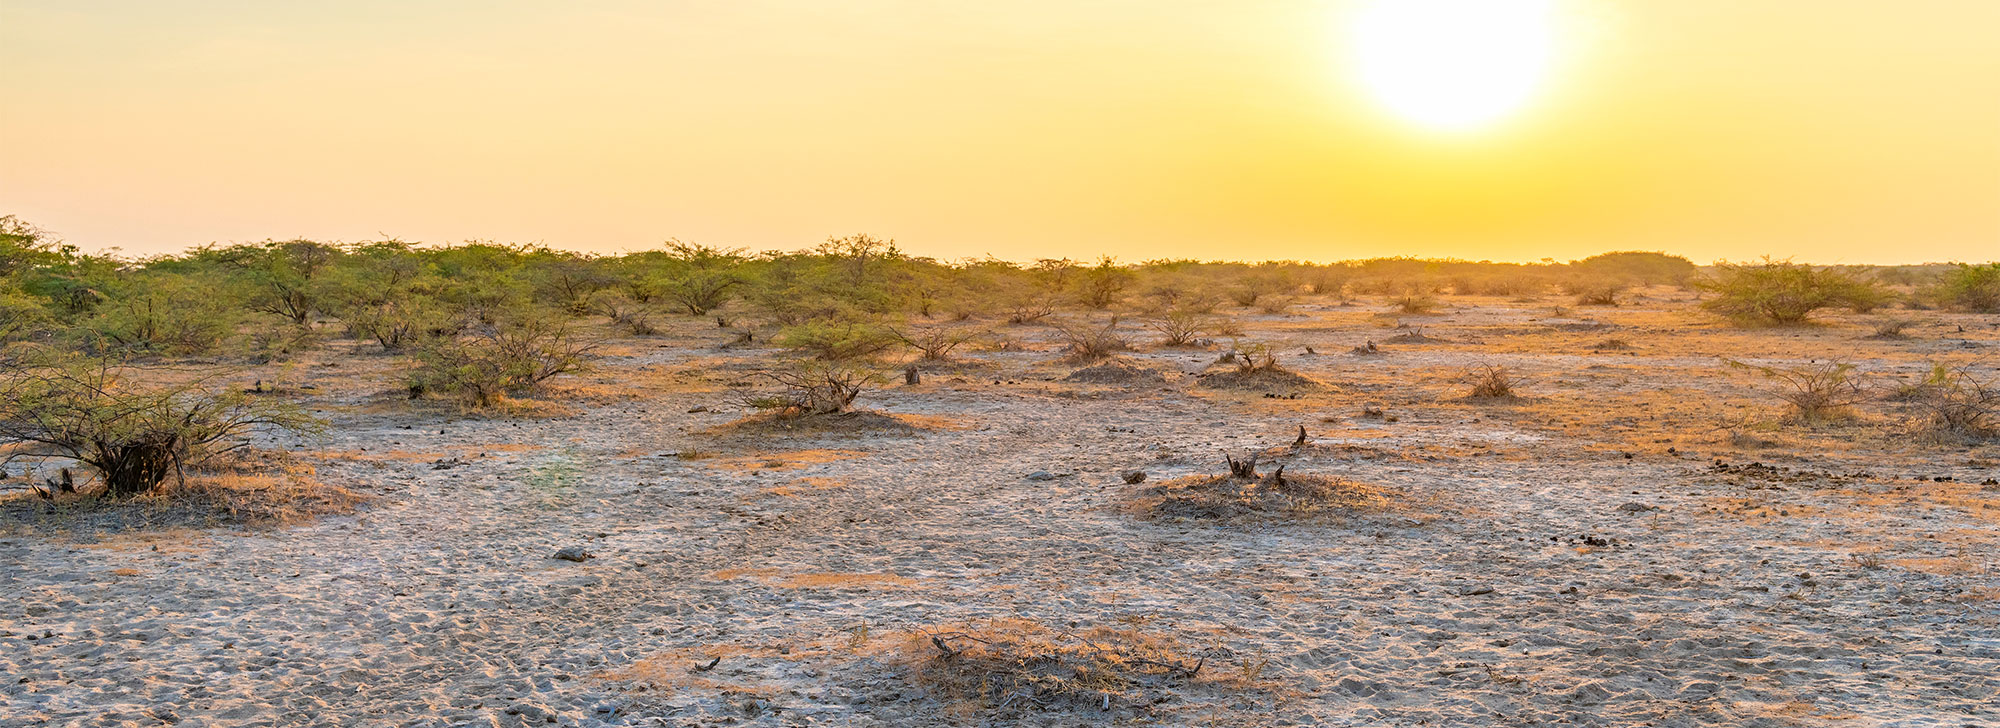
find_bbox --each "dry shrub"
[1867,318,1918,340]
[1,352,320,496]
[1147,309,1208,347]
[1054,318,1130,364]
[1726,359,1868,423]
[1134,456,1394,520]
[902,618,1205,714]
[1908,365,1999,442]
[1392,292,1438,314]
[740,360,875,416]
[1466,364,1521,399]
[408,318,596,407]
[891,324,978,362]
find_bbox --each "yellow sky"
[2,1,1995,263]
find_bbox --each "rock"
[1616,502,1658,513]
[503,703,557,723]
[1024,471,1058,482]
[551,546,594,562]
[1121,471,1147,484]
[1457,585,1495,596]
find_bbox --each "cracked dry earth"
[4,298,1999,727]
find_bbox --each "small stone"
[1121,471,1147,484]
[1616,502,1658,513]
[551,546,594,562]
[1025,471,1057,482]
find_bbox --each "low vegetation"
[1697,258,1888,324]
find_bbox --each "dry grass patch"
[706,449,866,472]
[709,568,918,590]
[899,618,1209,714]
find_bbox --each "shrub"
[1567,280,1626,306]
[408,318,596,406]
[1148,310,1208,347]
[0,286,54,342]
[1727,359,1868,423]
[1698,259,1888,324]
[590,289,658,335]
[743,360,873,416]
[1868,318,1917,340]
[654,258,742,316]
[1054,318,1130,363]
[891,324,977,362]
[1907,365,1998,442]
[83,274,241,355]
[1466,364,1520,399]
[1392,291,1438,314]
[1003,296,1057,325]
[0,352,319,496]
[1925,263,2000,313]
[776,319,897,361]
[1074,257,1131,309]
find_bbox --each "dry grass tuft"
[1466,364,1522,400]
[899,618,1206,714]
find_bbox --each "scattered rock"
[1121,471,1147,484]
[1024,471,1059,482]
[551,546,594,562]
[1616,502,1658,513]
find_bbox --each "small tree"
[1698,259,1887,324]
[0,352,319,496]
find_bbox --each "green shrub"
[775,319,896,361]
[408,318,596,407]
[1698,259,1888,324]
[83,273,240,355]
[1925,263,2000,313]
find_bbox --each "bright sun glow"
[1349,0,1561,134]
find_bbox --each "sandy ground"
[4,292,1998,727]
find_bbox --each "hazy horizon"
[4,0,1997,265]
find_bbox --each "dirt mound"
[707,409,923,437]
[1063,358,1167,385]
[1195,366,1324,393]
[899,618,1213,715]
[1135,470,1394,521]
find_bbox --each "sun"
[1347,0,1562,134]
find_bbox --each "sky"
[1,0,1996,264]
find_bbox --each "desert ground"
[4,290,1997,727]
